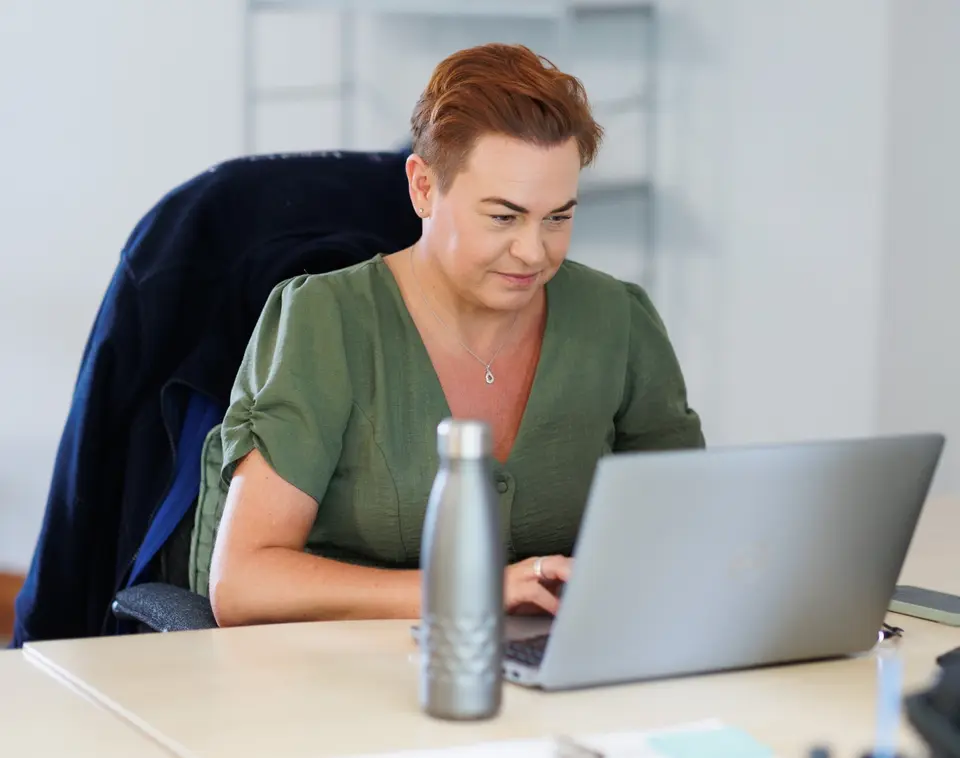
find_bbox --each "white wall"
[0,1,244,571]
[0,0,953,572]
[653,0,890,446]
[878,0,960,495]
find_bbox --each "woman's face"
[411,134,581,313]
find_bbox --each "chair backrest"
[122,149,421,401]
[127,150,424,588]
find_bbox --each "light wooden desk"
[21,612,960,758]
[0,650,172,757]
[17,496,959,758]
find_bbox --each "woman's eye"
[546,215,572,224]
[491,215,516,225]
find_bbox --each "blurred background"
[0,0,957,577]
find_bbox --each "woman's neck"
[402,245,542,358]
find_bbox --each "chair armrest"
[112,583,218,632]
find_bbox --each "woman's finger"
[538,555,572,584]
[519,581,561,616]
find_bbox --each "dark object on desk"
[10,150,420,647]
[905,659,960,758]
[940,646,960,668]
[881,622,904,641]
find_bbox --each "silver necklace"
[409,252,518,385]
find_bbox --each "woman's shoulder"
[555,258,642,297]
[244,256,396,365]
[263,254,395,326]
[271,254,387,302]
[554,259,661,328]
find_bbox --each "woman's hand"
[504,555,572,616]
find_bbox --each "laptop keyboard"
[504,634,550,668]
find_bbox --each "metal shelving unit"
[242,0,659,287]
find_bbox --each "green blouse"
[191,254,703,587]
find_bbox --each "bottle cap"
[436,418,491,460]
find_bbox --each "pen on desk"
[873,642,904,758]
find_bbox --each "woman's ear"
[405,153,435,217]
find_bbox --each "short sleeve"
[220,275,353,502]
[614,283,705,452]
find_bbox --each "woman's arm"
[209,448,572,627]
[209,449,421,627]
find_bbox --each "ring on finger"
[533,556,545,582]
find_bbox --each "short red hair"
[410,43,604,192]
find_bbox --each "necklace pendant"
[484,368,495,385]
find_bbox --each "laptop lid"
[537,433,945,691]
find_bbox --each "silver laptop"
[493,433,944,690]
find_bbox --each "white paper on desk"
[346,718,776,757]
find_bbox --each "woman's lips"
[497,272,540,287]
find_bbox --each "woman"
[207,42,704,627]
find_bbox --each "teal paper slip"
[647,725,775,758]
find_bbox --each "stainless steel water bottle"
[419,418,504,721]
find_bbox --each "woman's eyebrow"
[480,197,578,214]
